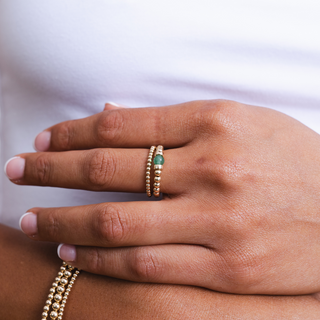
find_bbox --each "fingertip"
[19,212,37,236]
[4,157,25,180]
[57,244,77,262]
[4,156,19,177]
[34,130,51,151]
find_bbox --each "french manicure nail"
[4,157,26,180]
[106,101,120,107]
[57,244,77,262]
[34,131,51,151]
[19,212,38,235]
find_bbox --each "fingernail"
[34,131,51,151]
[4,157,25,180]
[19,212,38,235]
[57,244,76,262]
[106,101,120,107]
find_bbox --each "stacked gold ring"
[153,145,164,198]
[146,146,156,197]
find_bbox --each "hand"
[2,223,320,320]
[7,100,320,295]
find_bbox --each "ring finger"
[6,147,184,194]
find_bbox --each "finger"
[9,147,183,193]
[34,101,205,151]
[58,244,227,292]
[33,102,126,152]
[21,200,209,247]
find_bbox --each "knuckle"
[195,100,245,135]
[129,247,162,282]
[222,250,263,291]
[193,154,249,192]
[54,122,72,150]
[34,154,52,185]
[95,204,128,245]
[43,210,60,240]
[96,110,125,144]
[86,149,116,188]
[85,247,105,274]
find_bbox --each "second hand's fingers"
[7,148,182,194]
[58,244,229,292]
[34,101,208,152]
[21,200,215,247]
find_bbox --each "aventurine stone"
[153,154,164,165]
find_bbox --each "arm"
[1,223,320,320]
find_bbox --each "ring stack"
[153,145,164,197]
[41,262,80,320]
[146,146,156,197]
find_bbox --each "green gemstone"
[153,154,164,165]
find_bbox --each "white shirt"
[1,0,320,228]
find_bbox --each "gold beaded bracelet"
[41,262,80,320]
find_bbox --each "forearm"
[1,224,319,320]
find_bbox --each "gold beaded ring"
[146,146,156,197]
[41,262,80,320]
[153,145,164,198]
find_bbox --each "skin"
[6,99,320,295]
[1,223,320,320]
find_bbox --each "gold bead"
[153,182,160,187]
[48,294,54,299]
[54,294,62,302]
[58,317,63,320]
[60,266,66,271]
[42,312,48,318]
[46,300,52,306]
[43,306,50,311]
[55,277,61,282]
[52,302,60,311]
[50,311,58,319]
[58,272,63,277]
[154,165,163,170]
[57,286,65,294]
[60,278,68,285]
[154,170,161,176]
[52,282,58,288]
[50,288,56,294]
[154,187,160,192]
[154,176,161,182]
[64,270,72,278]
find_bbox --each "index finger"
[34,101,206,151]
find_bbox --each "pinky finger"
[58,244,226,291]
